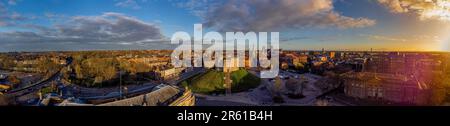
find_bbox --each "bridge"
[59,85,195,106]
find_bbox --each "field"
[182,69,261,94]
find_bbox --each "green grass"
[230,69,261,92]
[40,86,56,95]
[182,69,261,94]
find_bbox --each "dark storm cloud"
[55,12,164,43]
[0,12,165,45]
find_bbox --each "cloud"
[0,2,7,26]
[7,0,17,5]
[377,0,408,13]
[377,0,450,21]
[361,34,441,43]
[0,12,165,45]
[44,13,65,18]
[280,36,312,42]
[175,0,219,17]
[0,1,25,26]
[115,0,143,9]
[362,34,408,42]
[180,0,376,32]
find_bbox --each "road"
[167,67,206,85]
[7,71,61,97]
[6,58,72,97]
[196,99,255,106]
[66,68,205,102]
[75,83,159,101]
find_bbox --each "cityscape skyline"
[0,0,449,52]
[2,2,450,124]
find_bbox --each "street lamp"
[119,70,124,99]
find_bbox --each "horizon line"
[0,49,449,53]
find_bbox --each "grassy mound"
[182,69,261,94]
[230,69,261,92]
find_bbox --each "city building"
[329,52,336,59]
[155,67,185,81]
[365,52,444,75]
[342,72,432,105]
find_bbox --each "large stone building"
[280,53,308,68]
[342,72,433,105]
[155,67,185,81]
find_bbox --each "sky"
[0,0,449,52]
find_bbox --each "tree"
[103,66,117,81]
[286,78,298,92]
[38,58,59,74]
[74,64,83,79]
[323,71,343,89]
[274,76,283,93]
[94,76,104,85]
[281,63,289,70]
[272,76,284,103]
[7,76,21,88]
[294,63,304,70]
[76,58,119,86]
[285,76,308,99]
[429,74,448,105]
[0,55,14,70]
[0,95,13,106]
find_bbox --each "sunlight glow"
[421,0,450,21]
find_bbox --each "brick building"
[342,72,432,105]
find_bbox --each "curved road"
[7,58,72,97]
